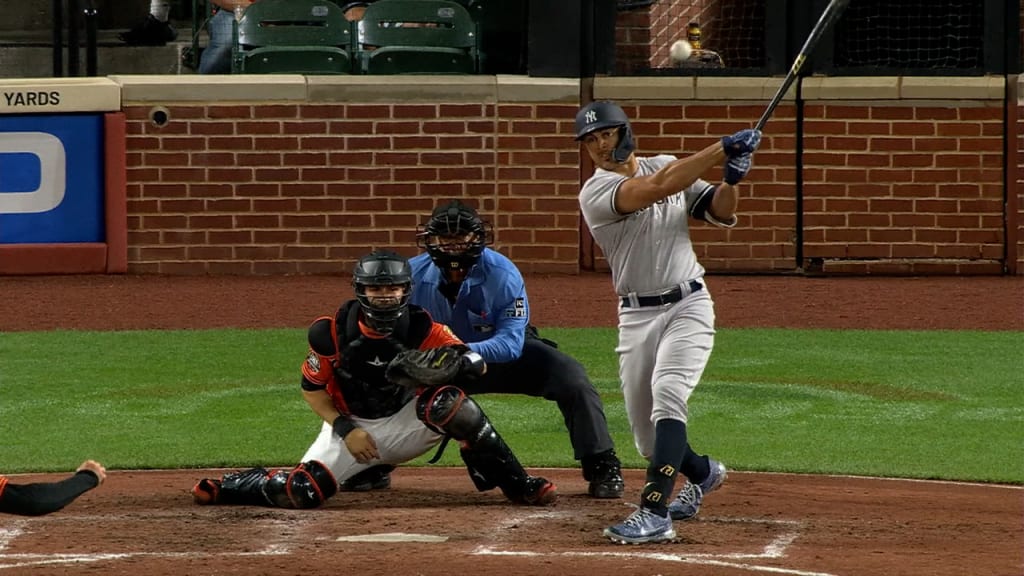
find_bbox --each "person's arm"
[302,386,342,427]
[709,181,739,223]
[0,460,105,517]
[615,142,725,214]
[465,287,528,364]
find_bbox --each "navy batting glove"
[721,129,762,157]
[723,153,752,185]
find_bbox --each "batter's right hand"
[721,129,762,157]
[724,153,753,185]
[344,428,380,464]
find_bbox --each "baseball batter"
[574,101,761,544]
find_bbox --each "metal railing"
[51,0,99,77]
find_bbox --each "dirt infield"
[1,273,1022,576]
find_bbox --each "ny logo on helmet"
[585,110,597,124]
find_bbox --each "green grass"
[1,327,1020,484]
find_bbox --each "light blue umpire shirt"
[408,248,529,364]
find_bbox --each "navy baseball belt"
[620,280,703,308]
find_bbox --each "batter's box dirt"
[0,468,1018,576]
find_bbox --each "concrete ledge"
[695,76,792,101]
[802,77,901,100]
[112,74,308,103]
[497,75,578,103]
[594,77,695,101]
[307,75,497,102]
[0,78,120,114]
[900,76,1004,100]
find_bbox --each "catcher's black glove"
[385,346,484,388]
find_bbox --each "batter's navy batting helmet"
[417,200,493,276]
[352,250,412,334]
[574,101,635,163]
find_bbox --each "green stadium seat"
[355,0,480,75]
[232,0,353,75]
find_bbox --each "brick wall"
[801,103,1006,275]
[123,100,582,275]
[110,75,1019,277]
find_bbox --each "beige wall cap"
[0,78,120,114]
[593,76,696,101]
[801,77,900,100]
[307,75,497,102]
[111,74,308,103]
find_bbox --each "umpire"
[343,200,624,498]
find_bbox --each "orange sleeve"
[0,476,7,499]
[420,322,465,350]
[301,348,336,387]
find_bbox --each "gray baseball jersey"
[579,154,735,297]
[579,153,735,456]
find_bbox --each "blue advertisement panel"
[0,114,104,243]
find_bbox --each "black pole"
[84,0,98,76]
[67,0,80,76]
[52,0,64,77]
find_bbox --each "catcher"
[191,250,557,509]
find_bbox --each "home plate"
[336,533,449,543]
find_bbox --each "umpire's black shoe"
[340,464,394,491]
[583,450,625,499]
[119,14,178,46]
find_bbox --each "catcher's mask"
[351,250,412,334]
[416,200,493,277]
[574,100,635,164]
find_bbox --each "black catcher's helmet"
[574,100,635,163]
[416,200,493,276]
[351,250,413,334]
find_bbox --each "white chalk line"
[0,516,292,571]
[473,514,834,576]
[0,544,291,570]
[1,509,826,574]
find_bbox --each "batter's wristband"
[332,415,357,439]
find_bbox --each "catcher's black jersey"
[301,301,462,419]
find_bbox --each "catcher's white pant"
[615,286,715,460]
[301,400,443,484]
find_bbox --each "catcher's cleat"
[509,476,557,506]
[583,450,624,499]
[604,506,676,544]
[192,478,221,505]
[339,465,394,492]
[668,458,727,521]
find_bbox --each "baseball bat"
[754,0,852,131]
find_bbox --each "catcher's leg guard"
[417,386,557,505]
[263,460,338,509]
[194,467,273,506]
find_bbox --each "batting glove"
[723,153,753,185]
[721,129,762,157]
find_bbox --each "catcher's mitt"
[385,346,464,388]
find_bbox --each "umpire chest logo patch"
[306,352,320,372]
[504,298,527,318]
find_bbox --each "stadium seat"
[232,0,353,75]
[355,0,481,75]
